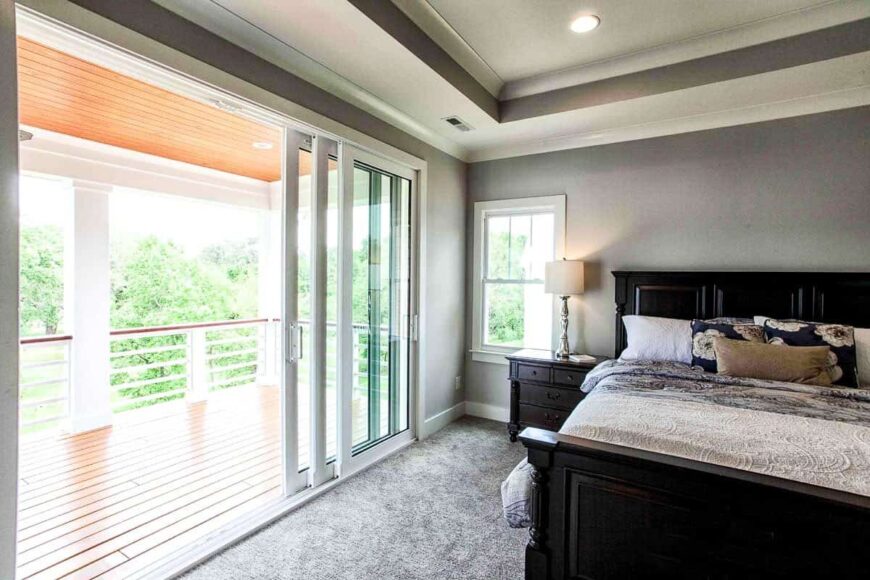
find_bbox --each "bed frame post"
[522,430,557,579]
[613,274,628,356]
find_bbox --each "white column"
[68,179,113,433]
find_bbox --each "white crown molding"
[470,86,870,163]
[389,0,503,97]
[151,0,469,161]
[501,0,870,100]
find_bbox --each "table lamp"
[544,259,585,358]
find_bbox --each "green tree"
[111,236,238,329]
[201,237,259,319]
[485,231,526,345]
[20,225,64,336]
[201,237,258,282]
[110,236,253,409]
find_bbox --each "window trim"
[471,195,566,365]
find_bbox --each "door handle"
[286,322,304,362]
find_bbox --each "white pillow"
[621,315,692,364]
[753,315,770,326]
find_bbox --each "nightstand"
[505,349,609,441]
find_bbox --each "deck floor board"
[16,385,283,580]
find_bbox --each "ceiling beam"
[345,0,499,121]
[501,18,870,123]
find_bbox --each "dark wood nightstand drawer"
[553,368,586,388]
[507,350,609,441]
[519,383,582,410]
[519,404,567,431]
[516,363,550,383]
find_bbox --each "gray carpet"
[183,417,527,580]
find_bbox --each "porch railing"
[19,318,388,436]
[19,335,73,433]
[109,318,274,412]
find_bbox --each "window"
[471,196,566,364]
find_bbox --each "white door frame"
[307,134,337,488]
[282,128,308,495]
[336,145,419,478]
[0,0,20,576]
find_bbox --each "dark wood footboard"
[520,427,870,580]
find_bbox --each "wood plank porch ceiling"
[17,37,292,182]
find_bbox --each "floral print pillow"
[691,320,765,373]
[763,319,859,387]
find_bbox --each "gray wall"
[466,107,870,411]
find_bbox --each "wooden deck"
[16,385,283,579]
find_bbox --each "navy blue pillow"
[763,319,859,388]
[691,320,764,373]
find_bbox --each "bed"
[516,271,870,579]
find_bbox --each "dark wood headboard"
[613,271,870,356]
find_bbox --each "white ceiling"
[424,0,829,83]
[155,0,870,162]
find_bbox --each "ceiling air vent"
[443,116,473,132]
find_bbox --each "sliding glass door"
[350,163,412,451]
[337,146,416,473]
[287,139,416,487]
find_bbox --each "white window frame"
[471,195,566,365]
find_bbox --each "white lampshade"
[544,260,585,295]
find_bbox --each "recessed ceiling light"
[252,141,274,150]
[570,15,600,34]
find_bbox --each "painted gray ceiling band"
[500,18,870,123]
[345,0,499,121]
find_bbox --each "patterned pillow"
[763,319,859,388]
[691,320,764,372]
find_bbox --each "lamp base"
[555,295,571,359]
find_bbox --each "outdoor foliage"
[111,235,254,329]
[109,236,261,410]
[19,222,391,415]
[19,225,65,337]
[486,231,526,346]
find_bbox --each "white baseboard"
[420,401,465,438]
[465,401,509,422]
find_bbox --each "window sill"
[470,350,512,365]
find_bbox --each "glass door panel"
[350,163,412,453]
[296,148,312,471]
[325,156,339,461]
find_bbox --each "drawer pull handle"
[531,370,537,376]
[547,392,561,400]
[566,375,573,381]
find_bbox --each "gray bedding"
[502,359,870,528]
